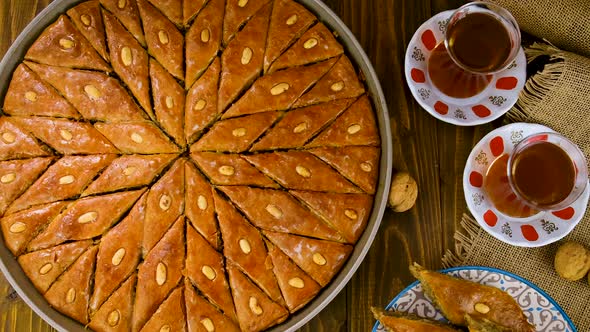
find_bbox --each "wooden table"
[0,0,498,331]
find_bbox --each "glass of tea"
[427,2,521,99]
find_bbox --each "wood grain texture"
[0,0,492,331]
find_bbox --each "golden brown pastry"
[138,0,184,79]
[465,314,513,332]
[291,191,373,244]
[0,158,53,216]
[184,162,218,249]
[103,10,151,114]
[410,263,535,332]
[82,154,176,196]
[12,117,118,155]
[227,263,288,332]
[90,193,146,312]
[94,121,180,154]
[66,1,108,61]
[100,0,146,46]
[185,57,221,143]
[294,56,365,108]
[214,192,284,304]
[191,152,279,188]
[185,0,223,88]
[140,287,186,331]
[554,241,590,281]
[7,154,116,214]
[0,201,68,256]
[133,217,185,332]
[142,159,184,253]
[371,307,463,332]
[310,146,380,194]
[243,151,362,193]
[148,0,182,25]
[149,59,185,145]
[4,64,80,118]
[223,0,272,45]
[269,23,343,73]
[222,57,338,119]
[18,240,92,293]
[250,98,354,151]
[307,95,380,148]
[183,0,207,26]
[0,117,50,161]
[27,189,146,251]
[267,242,321,313]
[218,2,272,112]
[191,112,280,153]
[263,0,316,72]
[45,245,98,324]
[24,61,146,122]
[185,225,236,321]
[185,280,241,332]
[264,230,353,287]
[25,15,110,71]
[219,186,344,242]
[89,273,137,332]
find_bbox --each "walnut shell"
[554,242,590,281]
[388,172,418,212]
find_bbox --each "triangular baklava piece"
[133,217,184,331]
[4,64,80,119]
[147,0,182,26]
[371,308,463,332]
[142,158,185,253]
[88,274,136,332]
[139,0,184,79]
[185,161,218,248]
[94,121,180,154]
[222,57,337,119]
[183,0,207,26]
[222,0,272,45]
[250,98,354,151]
[185,225,236,321]
[67,0,109,61]
[214,192,284,304]
[185,280,241,332]
[291,191,373,244]
[307,95,380,148]
[264,231,352,286]
[89,193,146,312]
[185,57,220,143]
[244,151,361,193]
[44,245,98,324]
[191,152,279,188]
[191,112,280,153]
[149,59,185,145]
[0,117,50,161]
[294,56,365,108]
[219,186,343,242]
[7,155,115,214]
[100,0,146,46]
[218,2,272,112]
[18,240,92,293]
[25,15,110,71]
[263,0,316,72]
[140,286,186,331]
[269,23,343,73]
[0,158,53,216]
[185,0,224,88]
[27,189,146,251]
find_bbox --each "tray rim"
[0,1,393,331]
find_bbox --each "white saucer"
[404,11,526,126]
[463,123,590,247]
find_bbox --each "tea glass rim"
[444,1,522,75]
[507,132,589,212]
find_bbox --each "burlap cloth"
[443,3,590,330]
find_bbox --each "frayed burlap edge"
[443,42,567,268]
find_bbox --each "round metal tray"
[0,1,393,331]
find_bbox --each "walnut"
[388,172,418,212]
[554,242,590,281]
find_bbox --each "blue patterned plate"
[372,266,576,332]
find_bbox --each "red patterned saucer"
[405,11,526,126]
[463,123,590,247]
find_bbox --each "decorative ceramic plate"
[463,123,589,247]
[404,10,526,126]
[372,266,577,332]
